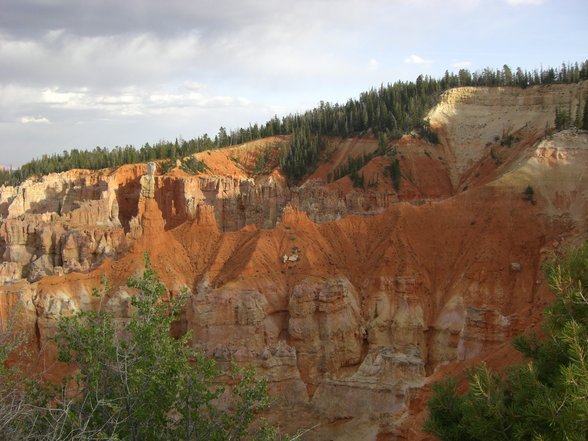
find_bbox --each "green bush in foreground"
[425,242,588,441]
[2,254,282,440]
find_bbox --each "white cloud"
[9,85,251,122]
[368,58,379,71]
[452,60,472,69]
[40,88,88,106]
[148,91,250,110]
[404,54,433,66]
[505,0,544,5]
[19,116,50,124]
[182,81,207,91]
[44,29,66,43]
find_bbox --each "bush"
[387,159,401,191]
[425,242,588,441]
[418,119,440,144]
[500,133,518,147]
[0,309,30,440]
[160,159,177,174]
[523,185,536,203]
[2,254,282,440]
[180,157,208,174]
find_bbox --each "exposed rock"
[288,277,364,391]
[1,83,588,440]
[139,162,157,198]
[312,346,425,419]
[429,82,588,186]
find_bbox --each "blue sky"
[0,0,586,167]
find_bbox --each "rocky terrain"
[1,81,588,440]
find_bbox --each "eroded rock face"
[0,155,434,283]
[0,216,124,282]
[288,277,364,390]
[312,346,426,418]
[0,169,127,282]
[2,83,588,440]
[429,82,588,186]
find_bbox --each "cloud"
[19,116,49,124]
[10,85,252,122]
[148,91,250,110]
[182,81,206,91]
[452,60,472,69]
[41,88,88,106]
[0,0,584,167]
[505,0,544,5]
[0,32,205,89]
[404,54,433,66]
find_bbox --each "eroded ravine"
[1,83,588,440]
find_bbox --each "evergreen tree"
[583,97,588,130]
[425,242,588,441]
[2,60,587,187]
[555,106,572,130]
[503,64,513,85]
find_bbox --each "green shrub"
[425,242,588,441]
[4,255,282,440]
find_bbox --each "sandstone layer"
[1,82,588,440]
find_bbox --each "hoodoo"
[1,81,588,440]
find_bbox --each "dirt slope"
[1,82,588,440]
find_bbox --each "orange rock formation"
[1,82,588,440]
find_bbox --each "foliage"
[387,158,402,192]
[377,132,389,155]
[499,133,518,147]
[3,254,279,441]
[350,171,364,189]
[583,97,588,130]
[523,185,536,203]
[0,309,30,440]
[331,152,374,184]
[253,147,272,175]
[0,137,216,187]
[328,137,393,186]
[555,106,573,130]
[180,157,209,175]
[160,159,177,174]
[279,124,324,184]
[424,242,588,441]
[418,119,440,144]
[490,147,502,165]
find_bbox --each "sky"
[0,0,586,167]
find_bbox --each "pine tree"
[425,242,588,441]
[503,64,513,85]
[583,97,588,130]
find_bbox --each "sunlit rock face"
[2,83,588,440]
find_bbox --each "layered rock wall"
[1,83,588,440]
[430,82,588,185]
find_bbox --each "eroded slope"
[1,83,588,440]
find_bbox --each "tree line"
[2,60,587,187]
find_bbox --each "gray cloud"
[0,0,585,166]
[1,0,362,39]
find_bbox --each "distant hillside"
[1,60,587,188]
[2,82,588,440]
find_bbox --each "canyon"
[1,82,588,440]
